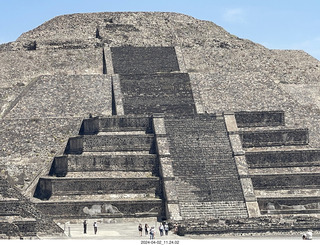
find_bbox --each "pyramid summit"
[1,11,320,238]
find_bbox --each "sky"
[0,0,319,60]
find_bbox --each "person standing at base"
[145,224,149,235]
[138,224,143,236]
[83,220,87,234]
[93,221,98,234]
[159,223,164,236]
[149,227,155,240]
[164,223,169,235]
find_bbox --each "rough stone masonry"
[1,12,320,237]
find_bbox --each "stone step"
[240,128,309,148]
[0,218,37,237]
[248,166,320,176]
[65,134,155,154]
[50,154,158,177]
[182,217,320,235]
[255,188,320,199]
[82,151,152,156]
[260,209,320,215]
[35,176,161,200]
[239,126,289,132]
[179,201,248,219]
[81,116,153,135]
[251,173,320,190]
[34,198,163,219]
[257,195,320,215]
[0,216,36,222]
[65,171,154,178]
[97,131,147,135]
[45,193,158,202]
[246,148,320,168]
[0,200,22,216]
[235,111,285,128]
[245,145,311,152]
[165,115,246,219]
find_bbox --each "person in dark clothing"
[145,224,149,235]
[164,223,169,235]
[93,221,98,234]
[138,224,143,236]
[83,220,87,234]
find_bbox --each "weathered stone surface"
[177,216,320,235]
[32,115,165,221]
[111,46,180,74]
[240,128,309,148]
[1,11,320,235]
[0,49,102,88]
[0,118,82,190]
[119,73,196,115]
[35,199,163,219]
[164,115,247,218]
[246,149,320,168]
[235,111,285,128]
[0,175,63,237]
[5,75,112,119]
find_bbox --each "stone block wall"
[111,46,180,74]
[0,200,21,216]
[0,220,37,238]
[246,149,320,168]
[240,129,309,148]
[251,174,320,189]
[35,199,163,218]
[36,177,160,198]
[97,116,153,132]
[119,73,196,115]
[235,111,285,128]
[66,134,155,153]
[61,154,158,173]
[177,216,320,236]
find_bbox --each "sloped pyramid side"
[0,174,63,237]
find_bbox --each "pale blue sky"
[0,0,319,60]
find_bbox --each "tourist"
[150,227,155,240]
[83,220,87,234]
[145,223,149,235]
[173,223,178,234]
[138,224,143,236]
[306,230,313,240]
[159,223,164,236]
[93,221,98,234]
[164,223,169,235]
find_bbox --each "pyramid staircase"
[236,111,320,216]
[33,115,164,219]
[164,114,248,220]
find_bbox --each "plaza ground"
[36,217,318,241]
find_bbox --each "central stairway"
[164,114,248,220]
[33,115,164,220]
